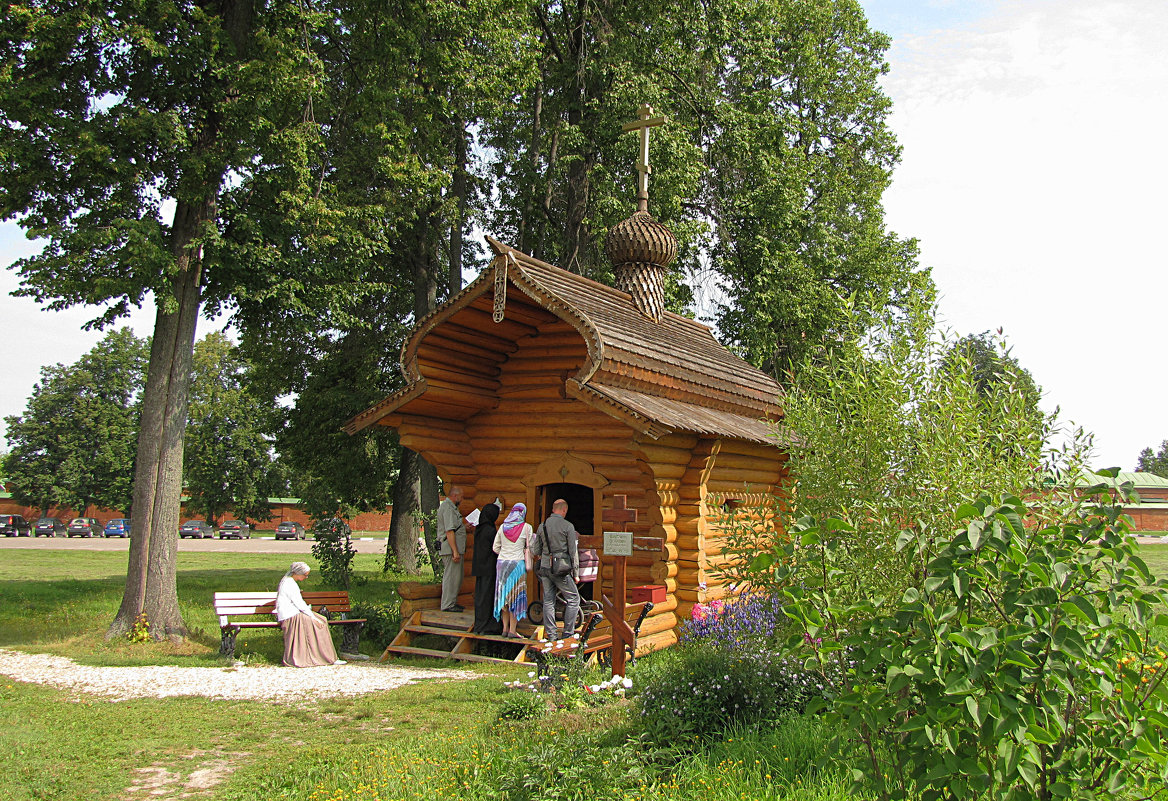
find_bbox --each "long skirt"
[494,559,528,621]
[280,612,339,667]
[473,574,502,634]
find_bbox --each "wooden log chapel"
[345,105,788,656]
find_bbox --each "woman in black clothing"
[471,503,503,634]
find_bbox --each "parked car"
[102,518,130,538]
[179,520,214,539]
[34,517,67,537]
[0,514,31,537]
[67,517,101,537]
[313,518,352,540]
[218,520,251,539]
[274,521,306,541]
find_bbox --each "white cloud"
[877,0,1168,468]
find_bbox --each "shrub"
[496,691,547,723]
[777,485,1168,801]
[310,518,356,588]
[350,601,399,647]
[634,644,819,743]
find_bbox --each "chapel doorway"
[537,482,596,601]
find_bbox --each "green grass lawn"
[7,543,1165,800]
[0,550,421,665]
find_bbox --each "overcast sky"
[0,0,1164,469]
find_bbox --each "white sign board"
[603,531,633,557]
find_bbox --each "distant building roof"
[1082,471,1168,488]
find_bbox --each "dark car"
[102,518,130,538]
[274,521,306,541]
[218,520,251,539]
[0,514,31,537]
[179,520,214,539]
[34,517,66,537]
[67,517,101,537]
[313,517,352,540]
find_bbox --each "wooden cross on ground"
[579,498,664,677]
[602,495,638,678]
[621,104,667,213]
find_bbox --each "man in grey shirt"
[437,485,466,612]
[531,498,580,640]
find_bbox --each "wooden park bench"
[527,601,653,675]
[213,591,366,659]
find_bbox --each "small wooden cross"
[621,104,667,212]
[600,494,640,678]
[601,494,638,531]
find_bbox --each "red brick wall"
[0,496,393,532]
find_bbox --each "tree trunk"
[448,117,467,297]
[108,199,205,640]
[386,446,421,575]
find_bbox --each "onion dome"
[605,211,678,322]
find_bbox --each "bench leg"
[220,626,240,659]
[340,622,363,655]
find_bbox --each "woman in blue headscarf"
[492,503,532,638]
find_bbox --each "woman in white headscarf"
[276,562,344,667]
[492,503,532,638]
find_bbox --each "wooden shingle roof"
[345,237,784,444]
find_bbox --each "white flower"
[589,685,600,693]
[527,671,536,678]
[622,677,633,689]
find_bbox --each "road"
[0,534,390,554]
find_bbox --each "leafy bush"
[350,601,399,647]
[720,296,1074,608]
[311,518,356,588]
[776,485,1168,801]
[496,691,547,723]
[634,644,820,743]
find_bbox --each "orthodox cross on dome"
[621,104,667,213]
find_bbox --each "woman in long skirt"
[275,562,344,667]
[492,503,532,638]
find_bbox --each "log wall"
[391,308,788,656]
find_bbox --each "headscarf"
[502,503,527,542]
[285,561,311,577]
[477,503,501,531]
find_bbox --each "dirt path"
[0,647,472,702]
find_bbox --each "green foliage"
[483,0,928,368]
[634,643,815,743]
[183,332,277,524]
[4,328,147,515]
[126,612,151,644]
[722,296,1070,607]
[943,331,1042,416]
[777,489,1168,801]
[496,692,548,723]
[310,519,357,589]
[1137,441,1168,478]
[348,601,400,648]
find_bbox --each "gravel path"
[0,648,474,702]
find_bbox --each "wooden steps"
[380,610,540,665]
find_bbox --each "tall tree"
[0,2,326,638]
[942,331,1042,421]
[484,0,924,370]
[183,332,276,525]
[1137,442,1168,478]
[235,0,536,572]
[5,329,147,516]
